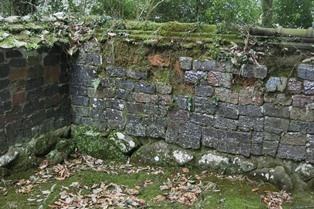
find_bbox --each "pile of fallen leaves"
[261,190,292,209]
[154,169,217,206]
[49,182,146,208]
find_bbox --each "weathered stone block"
[208,71,232,88]
[239,105,262,117]
[298,63,314,81]
[195,85,213,97]
[266,77,287,92]
[6,50,23,58]
[287,78,302,94]
[306,135,314,163]
[126,114,146,137]
[165,122,180,144]
[262,103,290,118]
[264,117,289,134]
[217,130,251,156]
[193,59,216,71]
[71,95,89,106]
[0,64,9,78]
[133,92,151,103]
[106,108,124,130]
[190,113,214,126]
[0,52,4,63]
[117,80,135,90]
[251,132,263,155]
[304,81,314,95]
[240,64,254,78]
[238,116,264,132]
[106,66,126,78]
[105,98,125,111]
[81,54,102,66]
[263,140,279,157]
[290,106,314,122]
[179,122,201,149]
[0,79,9,90]
[278,145,305,161]
[168,110,189,122]
[173,96,188,110]
[194,97,217,114]
[9,58,26,68]
[126,69,148,80]
[254,65,268,79]
[289,120,308,134]
[156,82,172,94]
[214,117,238,130]
[179,57,193,70]
[239,86,263,105]
[281,132,306,146]
[202,126,220,148]
[135,82,155,94]
[215,88,239,104]
[147,123,166,138]
[185,71,206,84]
[292,95,313,108]
[159,95,172,105]
[217,103,238,119]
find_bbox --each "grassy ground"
[0,154,313,209]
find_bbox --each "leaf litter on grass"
[2,152,298,208]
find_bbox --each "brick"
[0,64,10,78]
[12,91,26,106]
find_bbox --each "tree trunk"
[261,0,273,27]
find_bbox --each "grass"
[0,157,313,209]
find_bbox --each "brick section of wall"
[70,45,314,164]
[0,46,71,154]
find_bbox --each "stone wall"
[70,42,314,165]
[0,46,71,154]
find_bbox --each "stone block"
[304,81,314,95]
[173,96,189,110]
[135,82,155,94]
[70,95,89,106]
[251,132,263,155]
[262,103,290,118]
[263,140,279,157]
[44,67,60,84]
[264,117,289,134]
[266,77,287,92]
[27,87,44,100]
[238,116,264,132]
[306,135,314,163]
[184,71,207,84]
[0,52,4,63]
[254,65,268,79]
[281,132,306,146]
[278,145,305,161]
[287,78,302,94]
[126,69,148,80]
[6,50,23,58]
[126,114,146,137]
[215,88,239,104]
[159,95,172,105]
[69,85,88,96]
[133,92,151,103]
[202,126,220,148]
[165,121,180,144]
[0,79,9,90]
[9,58,26,68]
[106,66,126,77]
[117,80,135,91]
[214,117,238,130]
[100,78,116,88]
[106,108,124,130]
[217,103,238,119]
[194,97,217,114]
[147,123,166,138]
[105,99,125,111]
[156,82,172,94]
[12,91,26,106]
[179,122,201,149]
[208,71,232,88]
[239,86,263,105]
[193,59,216,71]
[168,110,189,122]
[239,105,262,117]
[217,130,251,156]
[240,64,254,78]
[190,113,214,126]
[289,120,308,134]
[0,64,9,78]
[179,57,193,70]
[80,53,102,66]
[195,85,213,97]
[292,95,313,108]
[298,63,314,81]
[290,106,314,122]
[126,102,144,114]
[43,54,59,66]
